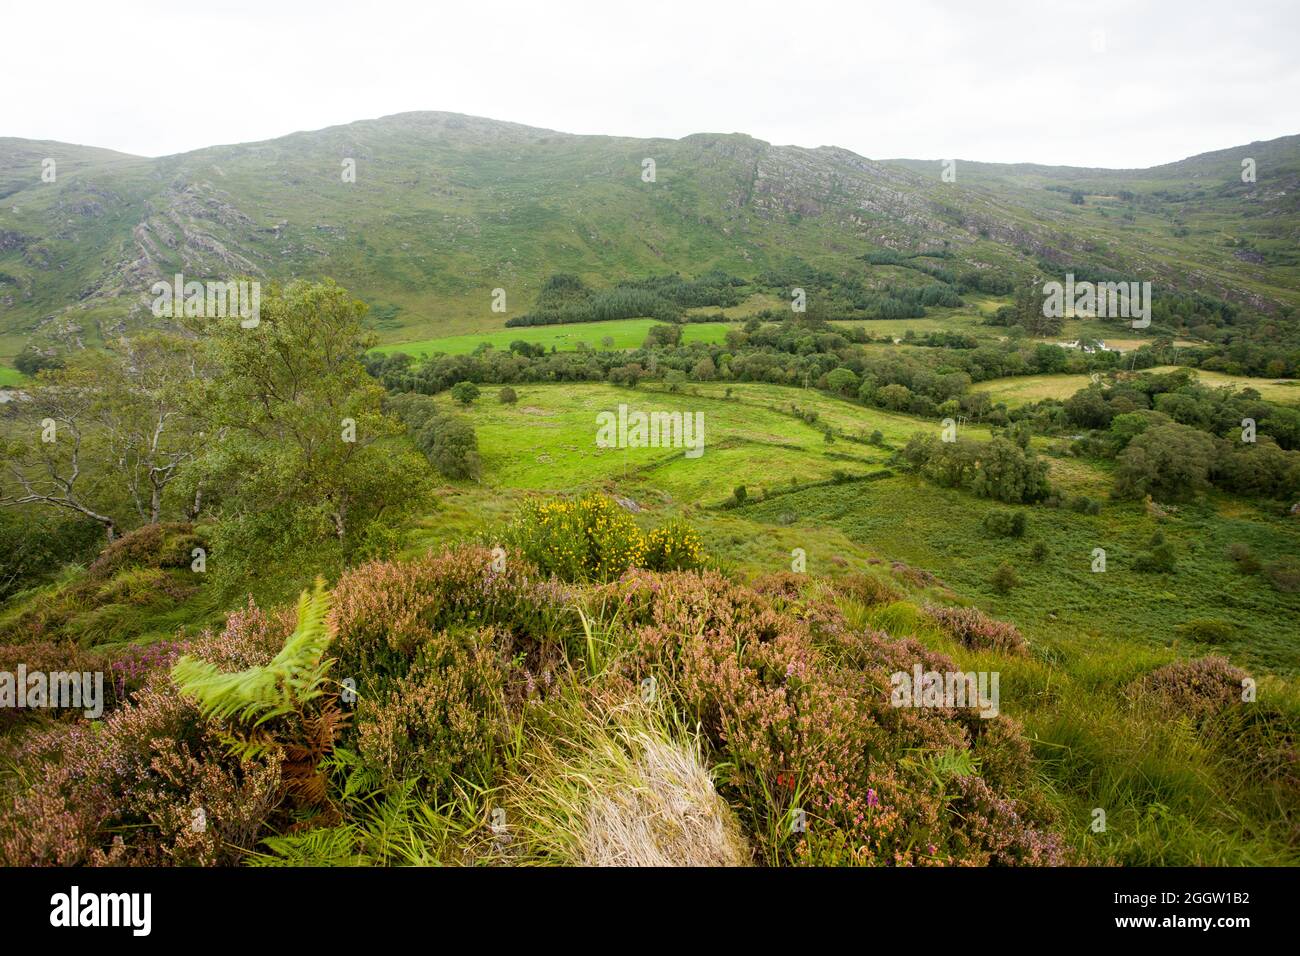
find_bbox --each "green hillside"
[3,113,1299,364]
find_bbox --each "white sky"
[2,0,1297,168]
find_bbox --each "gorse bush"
[643,521,706,572]
[501,496,645,582]
[499,495,707,582]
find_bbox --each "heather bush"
[355,626,507,794]
[0,601,293,865]
[329,545,572,683]
[946,775,1068,865]
[835,573,903,607]
[1134,655,1251,718]
[87,522,205,581]
[600,568,1062,866]
[0,641,114,732]
[925,604,1029,655]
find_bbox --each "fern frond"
[171,577,336,726]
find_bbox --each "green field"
[373,318,732,359]
[439,381,1300,674]
[975,367,1300,408]
[0,366,26,387]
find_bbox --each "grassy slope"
[373,318,731,359]
[4,117,1299,358]
[427,382,1300,675]
[3,376,1295,864]
[412,380,1300,864]
[975,366,1300,407]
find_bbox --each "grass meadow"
[397,378,1300,865]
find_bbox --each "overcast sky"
[3,0,1297,168]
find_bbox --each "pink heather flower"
[867,789,879,808]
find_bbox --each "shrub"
[0,510,102,601]
[601,569,1062,865]
[329,546,572,684]
[355,626,506,794]
[87,522,205,580]
[836,573,903,607]
[0,641,115,732]
[981,509,1026,538]
[1134,656,1250,718]
[1177,619,1235,645]
[416,415,480,480]
[1134,532,1177,573]
[990,563,1019,595]
[1264,558,1300,593]
[926,605,1028,655]
[1030,541,1049,563]
[0,600,295,865]
[1225,542,1261,574]
[499,496,706,583]
[498,386,518,404]
[643,521,706,573]
[450,381,480,406]
[501,496,647,582]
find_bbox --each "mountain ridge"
[2,111,1297,357]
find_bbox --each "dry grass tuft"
[580,729,747,867]
[502,698,749,867]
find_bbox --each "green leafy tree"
[826,367,859,395]
[188,280,430,576]
[451,381,480,406]
[1,333,205,541]
[422,416,480,480]
[1115,422,1218,501]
